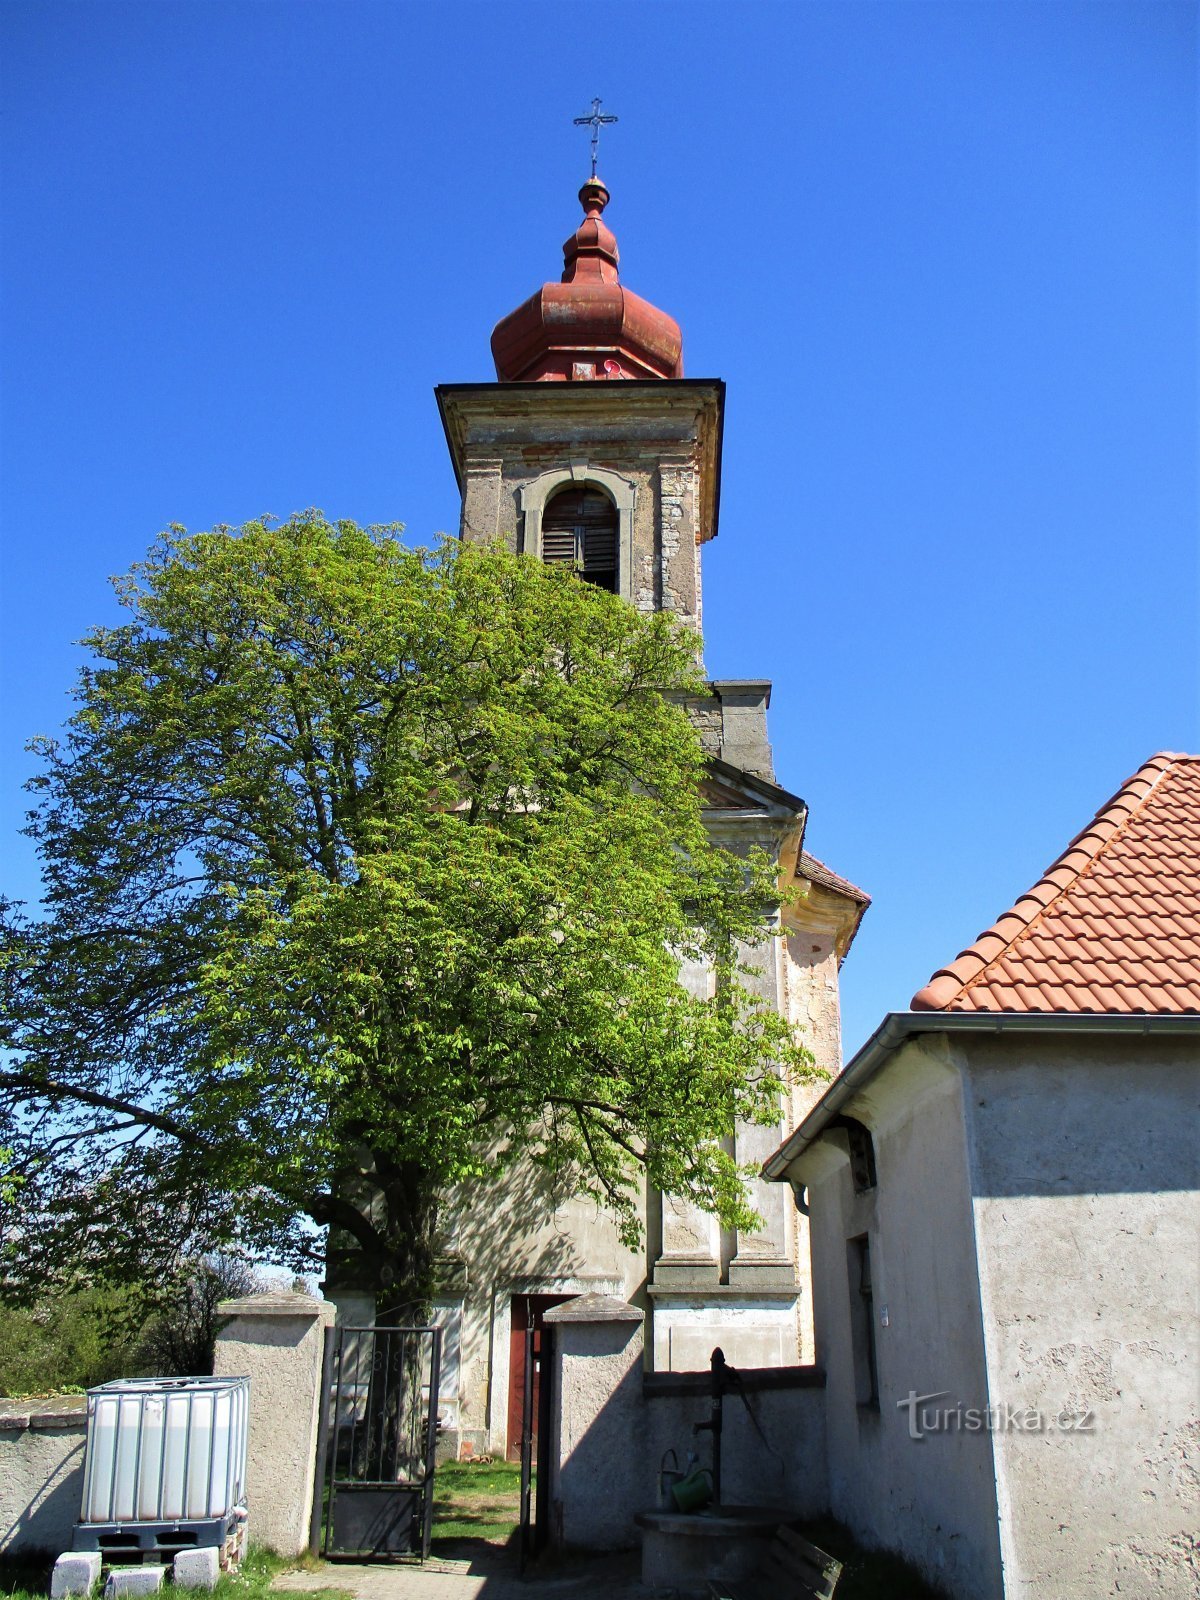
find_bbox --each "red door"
[507,1294,571,1461]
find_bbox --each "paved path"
[275,1546,660,1600]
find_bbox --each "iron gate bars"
[313,1324,442,1560]
[518,1316,555,1574]
[518,1320,535,1573]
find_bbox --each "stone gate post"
[542,1293,647,1550]
[214,1291,335,1555]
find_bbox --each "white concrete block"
[50,1552,102,1598]
[172,1549,220,1591]
[103,1566,165,1599]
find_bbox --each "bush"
[0,1288,141,1395]
[137,1256,264,1377]
[0,1256,278,1394]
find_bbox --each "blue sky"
[1,0,1195,1058]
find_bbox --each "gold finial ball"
[579,177,610,217]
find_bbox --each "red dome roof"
[490,179,684,382]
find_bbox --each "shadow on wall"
[964,1037,1200,1197]
[546,1302,828,1554]
[643,1373,827,1519]
[437,1155,644,1455]
[442,1153,637,1288]
[0,1418,88,1558]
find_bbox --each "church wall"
[780,894,856,1360]
[965,1032,1200,1600]
[799,1036,1004,1600]
[434,367,857,1438]
[443,383,720,634]
[439,1167,648,1456]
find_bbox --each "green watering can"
[671,1464,714,1513]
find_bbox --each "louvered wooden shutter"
[541,489,618,592]
[541,525,577,564]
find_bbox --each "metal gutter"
[762,1010,1200,1180]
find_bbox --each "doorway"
[506,1293,570,1461]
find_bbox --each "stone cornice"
[435,379,725,543]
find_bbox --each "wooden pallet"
[707,1523,842,1600]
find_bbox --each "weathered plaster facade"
[213,1291,336,1556]
[966,1033,1199,1599]
[436,380,723,631]
[419,361,868,1455]
[0,1398,87,1555]
[542,1295,827,1553]
[772,1021,1200,1600]
[423,692,865,1455]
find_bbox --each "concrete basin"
[634,1505,790,1595]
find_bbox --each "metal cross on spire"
[573,97,618,179]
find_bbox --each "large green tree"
[1,516,812,1316]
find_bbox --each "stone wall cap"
[0,1394,88,1429]
[542,1292,644,1324]
[709,679,772,703]
[217,1291,334,1320]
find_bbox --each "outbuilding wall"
[966,1032,1200,1599]
[800,1035,1005,1600]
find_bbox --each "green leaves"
[1,516,814,1304]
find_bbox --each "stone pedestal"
[636,1507,786,1598]
[214,1291,335,1556]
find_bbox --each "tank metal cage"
[75,1375,249,1560]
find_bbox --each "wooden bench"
[707,1523,842,1600]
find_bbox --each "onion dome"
[490,179,684,382]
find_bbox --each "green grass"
[431,1457,524,1546]
[0,1547,351,1600]
[434,1459,523,1498]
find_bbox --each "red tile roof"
[798,851,871,906]
[912,753,1200,1014]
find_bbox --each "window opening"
[541,488,618,592]
[829,1114,877,1194]
[845,1119,877,1194]
[848,1232,880,1408]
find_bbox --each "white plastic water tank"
[80,1376,249,1526]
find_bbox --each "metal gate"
[312,1324,442,1560]
[518,1319,555,1573]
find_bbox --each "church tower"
[429,175,868,1453]
[437,177,718,640]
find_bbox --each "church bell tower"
[436,177,723,640]
[430,170,867,1406]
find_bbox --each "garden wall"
[0,1398,87,1556]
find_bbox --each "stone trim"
[216,1291,334,1320]
[542,1292,643,1324]
[0,1397,86,1431]
[517,465,637,602]
[646,1283,802,1300]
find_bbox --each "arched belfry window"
[541,487,618,592]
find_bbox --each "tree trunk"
[323,1159,441,1482]
[322,1158,440,1319]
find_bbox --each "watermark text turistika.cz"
[897,1391,1097,1441]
